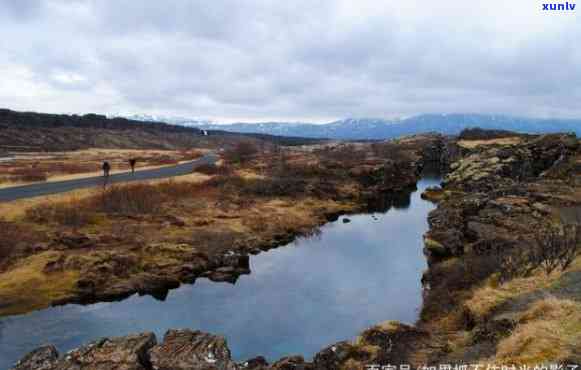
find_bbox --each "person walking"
[129,158,137,174]
[102,161,111,178]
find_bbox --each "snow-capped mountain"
[118,113,581,140]
[111,114,216,128]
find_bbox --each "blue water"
[0,175,441,368]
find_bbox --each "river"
[0,172,441,368]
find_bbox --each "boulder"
[269,356,312,370]
[312,341,356,370]
[11,345,59,370]
[148,329,238,370]
[239,357,269,370]
[19,333,158,370]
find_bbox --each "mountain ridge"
[121,113,581,140]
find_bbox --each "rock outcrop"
[13,333,157,370]
[149,330,238,370]
[419,132,581,363]
[13,323,441,370]
[12,346,59,370]
[12,330,242,370]
[444,133,579,192]
[425,133,581,259]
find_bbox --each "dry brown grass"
[194,163,221,175]
[464,272,558,323]
[0,188,99,221]
[0,252,80,316]
[0,219,45,269]
[223,142,259,164]
[23,180,212,225]
[25,198,102,228]
[16,174,215,228]
[465,253,581,323]
[10,167,48,182]
[96,184,167,215]
[0,221,19,262]
[494,297,581,364]
[457,137,523,149]
[0,172,212,224]
[440,255,581,365]
[242,213,270,233]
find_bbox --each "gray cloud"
[1,0,580,121]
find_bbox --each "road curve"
[0,152,219,202]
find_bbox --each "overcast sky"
[1,1,580,122]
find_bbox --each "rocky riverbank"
[13,325,431,370]
[419,132,581,364]
[16,131,580,368]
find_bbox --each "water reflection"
[0,176,441,368]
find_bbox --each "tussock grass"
[495,297,581,364]
[464,272,558,323]
[0,252,79,316]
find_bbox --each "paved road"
[0,152,219,202]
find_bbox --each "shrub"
[282,162,342,180]
[194,164,220,175]
[95,184,166,215]
[317,144,367,167]
[0,220,44,264]
[25,180,211,226]
[240,177,309,197]
[224,142,259,164]
[48,162,95,174]
[203,171,339,200]
[12,167,48,182]
[0,221,17,262]
[531,224,580,274]
[25,200,99,228]
[488,224,581,283]
[370,142,412,162]
[151,155,178,166]
[94,181,209,215]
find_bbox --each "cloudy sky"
[1,1,580,122]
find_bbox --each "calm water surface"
[0,174,441,368]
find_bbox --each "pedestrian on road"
[102,161,111,178]
[129,158,137,174]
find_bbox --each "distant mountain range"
[119,114,581,140]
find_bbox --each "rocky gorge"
[10,131,581,369]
